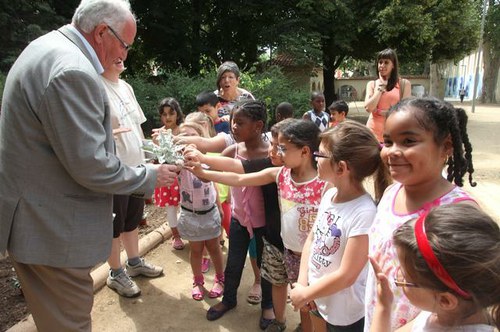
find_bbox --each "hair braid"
[447,110,465,187]
[455,108,476,187]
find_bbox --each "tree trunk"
[481,40,499,103]
[189,0,202,76]
[429,62,446,99]
[321,38,345,107]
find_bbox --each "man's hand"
[155,164,180,187]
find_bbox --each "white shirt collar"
[67,25,104,74]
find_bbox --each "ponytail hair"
[320,120,391,202]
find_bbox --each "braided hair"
[387,98,476,187]
[231,99,268,134]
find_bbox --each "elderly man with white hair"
[0,1,179,330]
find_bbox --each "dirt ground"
[2,101,500,331]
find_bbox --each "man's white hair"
[72,0,134,33]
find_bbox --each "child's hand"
[220,115,230,122]
[289,283,309,312]
[369,254,394,308]
[183,146,204,163]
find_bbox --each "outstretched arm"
[174,133,229,153]
[186,164,279,187]
[184,146,244,173]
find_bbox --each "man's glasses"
[394,267,420,288]
[107,25,131,51]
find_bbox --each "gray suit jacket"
[0,25,157,267]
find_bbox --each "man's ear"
[93,23,108,45]
[435,292,459,311]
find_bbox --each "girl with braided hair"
[364,97,478,331]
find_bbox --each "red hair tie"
[414,212,471,299]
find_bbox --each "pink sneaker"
[201,257,210,273]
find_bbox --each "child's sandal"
[208,274,224,298]
[192,276,205,301]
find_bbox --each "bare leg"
[122,228,139,260]
[189,241,205,277]
[300,309,314,332]
[310,313,327,332]
[272,283,288,324]
[205,238,224,274]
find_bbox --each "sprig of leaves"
[142,129,184,165]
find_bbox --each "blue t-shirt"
[214,120,230,134]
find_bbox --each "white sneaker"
[126,258,163,278]
[106,270,141,298]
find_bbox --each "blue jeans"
[221,217,273,310]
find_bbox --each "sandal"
[246,282,262,304]
[192,276,205,301]
[208,273,224,298]
[172,236,185,250]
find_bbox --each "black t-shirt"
[241,157,284,251]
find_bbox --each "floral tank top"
[364,183,475,331]
[277,166,327,252]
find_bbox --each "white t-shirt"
[308,188,376,326]
[102,77,146,167]
[412,311,494,332]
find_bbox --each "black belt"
[181,205,216,215]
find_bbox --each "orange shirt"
[366,82,400,142]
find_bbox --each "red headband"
[414,212,472,299]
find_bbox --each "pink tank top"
[231,145,265,238]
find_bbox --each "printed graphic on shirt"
[278,167,326,252]
[311,210,342,269]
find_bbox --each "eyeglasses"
[276,145,288,155]
[107,25,131,51]
[394,267,420,288]
[313,151,330,160]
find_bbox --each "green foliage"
[0,0,67,72]
[376,0,480,64]
[485,0,500,53]
[376,2,436,63]
[241,66,311,122]
[127,67,310,136]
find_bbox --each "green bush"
[127,66,310,136]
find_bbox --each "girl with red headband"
[364,98,478,331]
[370,204,499,331]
